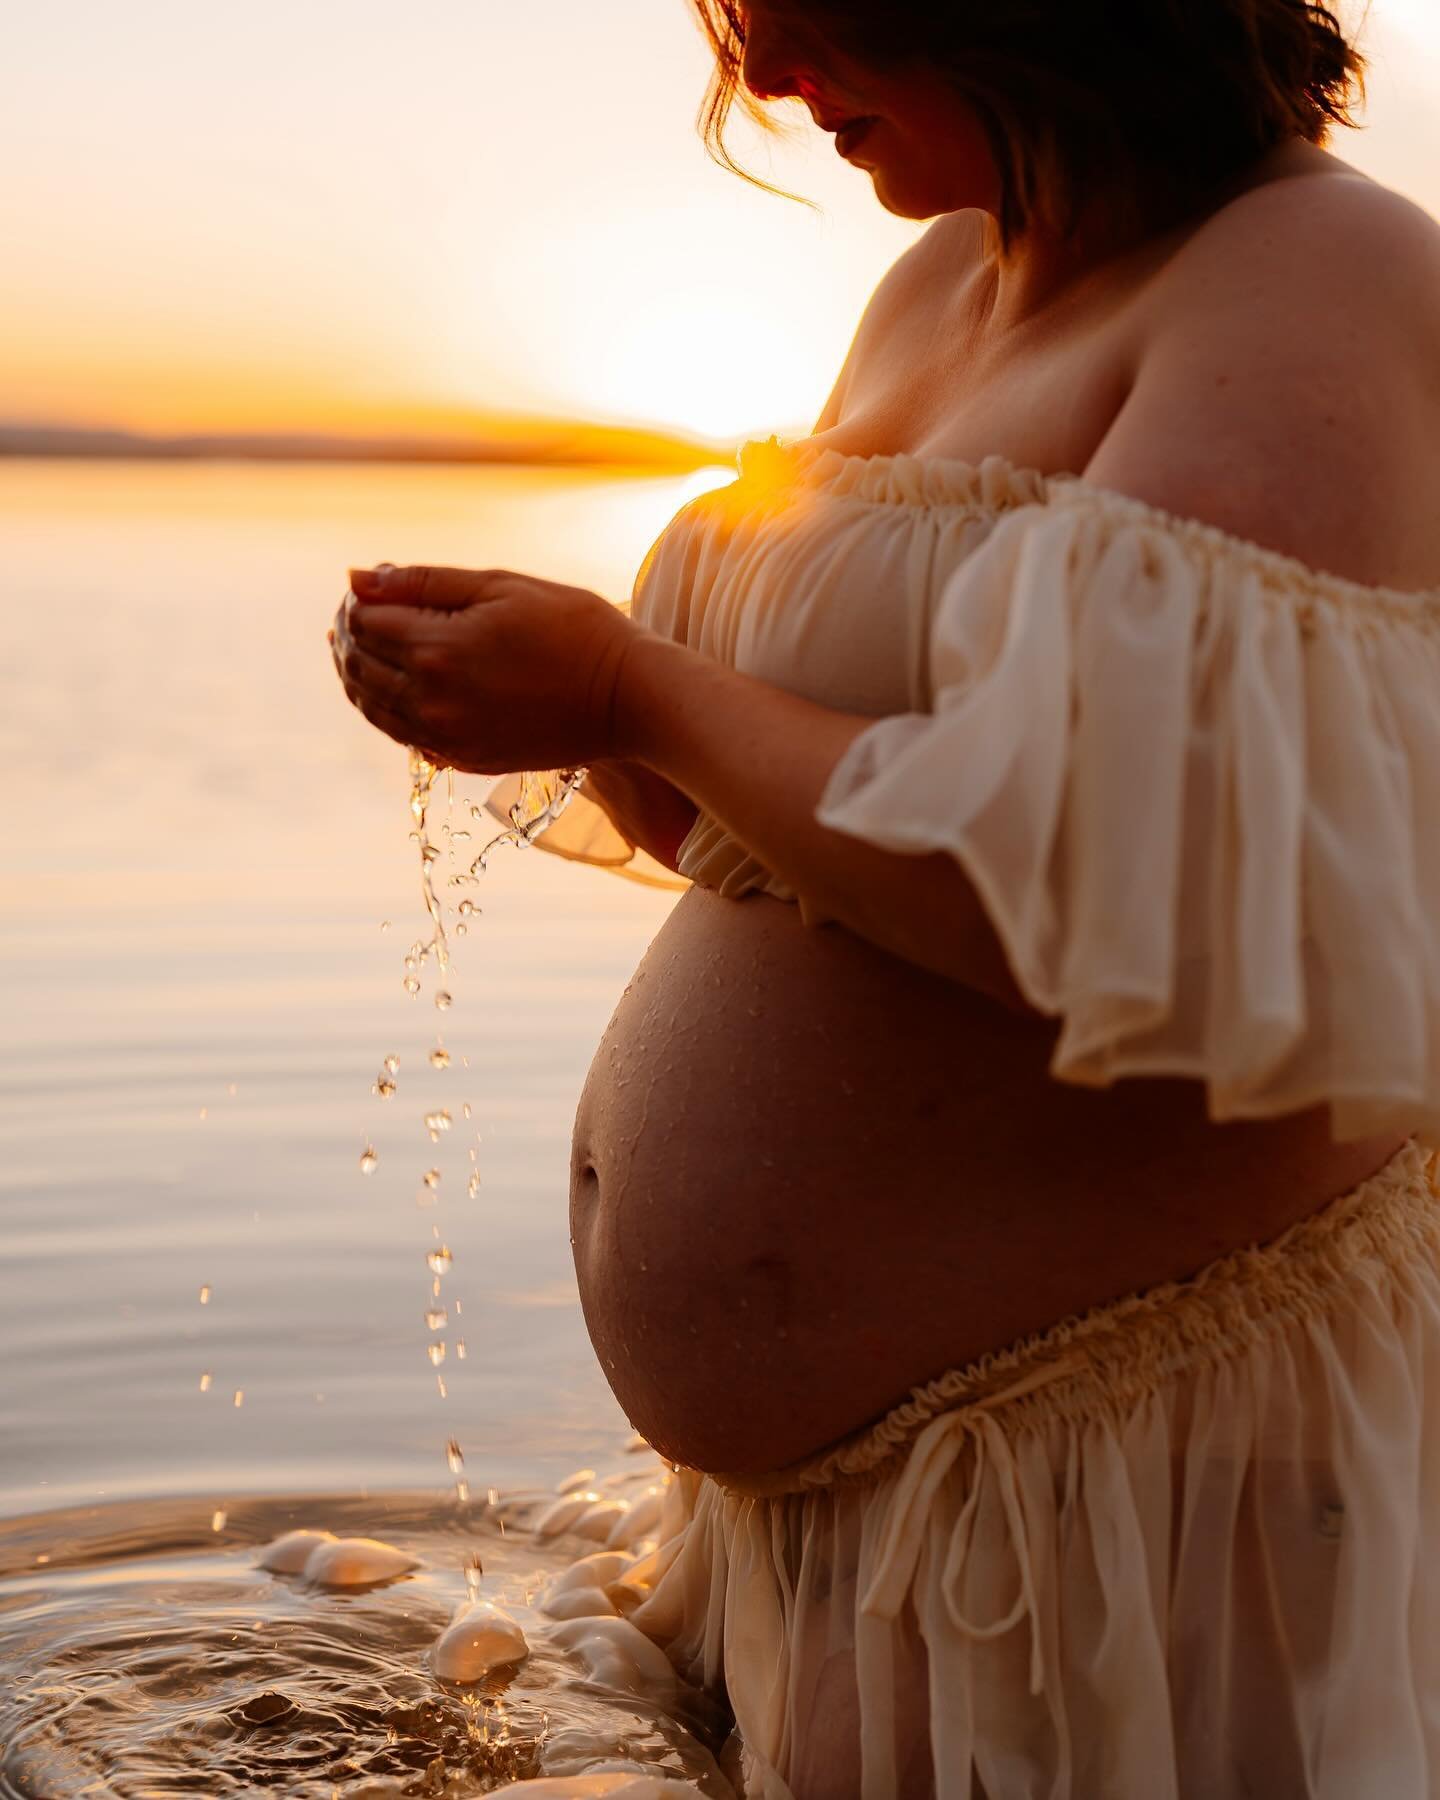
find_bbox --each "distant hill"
[0,417,744,472]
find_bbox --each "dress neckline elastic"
[734,436,1440,612]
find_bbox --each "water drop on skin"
[359,1147,378,1174]
[458,900,477,918]
[404,976,421,996]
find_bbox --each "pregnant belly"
[570,887,1409,1476]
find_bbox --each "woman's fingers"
[340,669,413,747]
[335,595,412,672]
[349,601,462,656]
[348,564,513,611]
[340,634,412,705]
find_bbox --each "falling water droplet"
[403,976,421,996]
[233,1390,245,1408]
[198,1107,208,1121]
[199,1285,212,1305]
[462,1102,473,1120]
[427,1246,453,1276]
[424,1111,453,1135]
[359,1147,378,1174]
[429,1047,451,1069]
[435,990,453,1012]
[384,1054,400,1075]
[381,919,392,932]
[467,1172,481,1199]
[427,1342,447,1367]
[211,1510,227,1533]
[199,1371,212,1392]
[455,1339,467,1360]
[446,1437,464,1474]
[423,1168,441,1189]
[455,1479,470,1503]
[426,1306,447,1330]
[373,1076,396,1099]
[436,1375,448,1399]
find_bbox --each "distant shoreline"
[0,421,743,473]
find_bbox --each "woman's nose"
[740,18,807,103]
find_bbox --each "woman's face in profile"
[737,1,999,220]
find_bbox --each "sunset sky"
[5,0,1438,445]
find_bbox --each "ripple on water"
[0,1488,733,1798]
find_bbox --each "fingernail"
[349,562,396,598]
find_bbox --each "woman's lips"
[835,117,878,158]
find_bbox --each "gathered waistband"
[711,1138,1440,1499]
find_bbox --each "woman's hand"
[329,563,640,775]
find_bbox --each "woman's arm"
[610,629,1039,1015]
[333,570,1038,1013]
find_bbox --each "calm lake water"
[0,456,726,1515]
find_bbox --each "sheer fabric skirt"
[627,1139,1440,1799]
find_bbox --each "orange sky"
[4,0,1436,445]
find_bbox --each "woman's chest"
[817,279,1141,476]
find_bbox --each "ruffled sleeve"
[814,485,1440,1148]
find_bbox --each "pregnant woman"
[332,1,1440,1792]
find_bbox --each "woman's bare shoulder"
[1084,166,1440,588]
[1148,161,1440,368]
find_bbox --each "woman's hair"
[688,1,1368,248]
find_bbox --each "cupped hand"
[329,564,641,774]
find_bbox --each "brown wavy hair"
[689,0,1368,248]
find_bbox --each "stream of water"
[0,457,734,1794]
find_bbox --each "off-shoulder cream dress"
[494,436,1440,1799]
